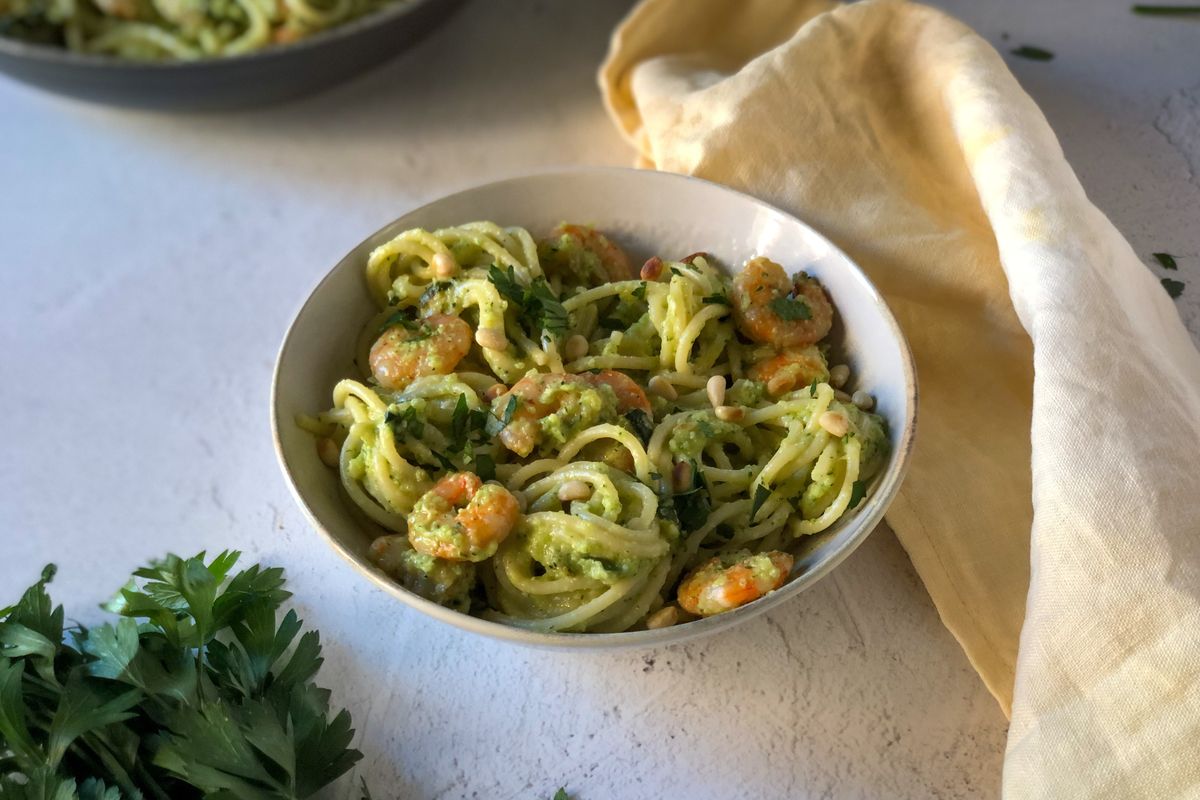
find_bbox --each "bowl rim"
[270,166,919,649]
[0,0,448,69]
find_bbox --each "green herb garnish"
[1153,252,1179,270]
[385,405,425,439]
[0,553,362,800]
[749,483,772,522]
[474,453,496,482]
[632,282,648,301]
[702,292,731,306]
[624,408,655,444]
[674,462,712,533]
[1163,278,1186,299]
[487,265,569,341]
[552,790,570,800]
[768,296,812,321]
[1010,44,1055,61]
[849,480,867,509]
[1132,4,1200,14]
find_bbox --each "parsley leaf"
[487,265,569,341]
[749,483,772,522]
[624,409,655,444]
[1132,4,1200,14]
[1153,252,1179,270]
[650,472,679,526]
[632,282,648,301]
[1163,278,1186,299]
[502,395,519,426]
[702,291,731,306]
[849,480,867,509]
[674,461,712,533]
[385,406,425,439]
[552,790,570,800]
[0,553,362,799]
[769,296,812,321]
[1010,44,1055,61]
[474,454,497,482]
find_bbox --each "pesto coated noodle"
[0,0,401,59]
[298,221,890,632]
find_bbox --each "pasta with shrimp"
[299,221,890,632]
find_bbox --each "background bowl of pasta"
[272,167,918,648]
[0,0,461,109]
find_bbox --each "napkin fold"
[600,1,1200,796]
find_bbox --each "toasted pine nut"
[475,327,508,351]
[640,256,664,281]
[834,389,852,403]
[316,437,339,468]
[645,606,679,630]
[431,252,457,279]
[648,375,677,400]
[767,374,795,396]
[818,410,850,437]
[484,383,507,402]
[706,375,726,409]
[558,480,592,503]
[715,405,744,422]
[564,334,589,361]
[852,390,875,410]
[829,364,850,388]
[672,461,693,492]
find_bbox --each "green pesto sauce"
[667,410,742,459]
[538,234,605,286]
[520,517,645,583]
[726,378,766,407]
[537,382,619,448]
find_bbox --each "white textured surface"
[1,1,1196,798]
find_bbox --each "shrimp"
[677,550,794,616]
[731,257,833,347]
[407,472,521,562]
[748,345,829,396]
[493,370,651,457]
[369,313,472,391]
[539,223,636,284]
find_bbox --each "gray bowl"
[0,0,463,110]
[272,168,918,650]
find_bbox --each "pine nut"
[647,375,677,400]
[767,374,795,396]
[475,327,508,351]
[715,405,744,422]
[316,437,339,468]
[431,252,457,279]
[564,334,589,361]
[672,460,693,492]
[646,606,679,630]
[852,390,875,410]
[558,480,592,504]
[640,256,664,281]
[484,383,507,402]
[829,364,850,388]
[834,389,852,403]
[706,375,726,408]
[818,410,850,437]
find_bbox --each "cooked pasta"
[0,0,398,58]
[299,221,890,632]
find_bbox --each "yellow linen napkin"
[600,0,1200,795]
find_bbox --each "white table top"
[2,1,1196,798]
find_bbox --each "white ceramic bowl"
[272,168,917,649]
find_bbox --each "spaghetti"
[0,0,397,59]
[299,221,890,632]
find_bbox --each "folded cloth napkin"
[600,0,1200,795]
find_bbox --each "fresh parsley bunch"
[0,552,361,800]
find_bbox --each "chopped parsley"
[1162,278,1186,299]
[769,295,812,321]
[1153,252,1179,270]
[488,265,569,341]
[632,281,648,301]
[849,480,867,509]
[674,461,712,533]
[624,408,655,444]
[1010,44,1055,61]
[385,405,425,439]
[378,306,429,338]
[1131,4,1200,14]
[702,291,731,306]
[749,483,772,522]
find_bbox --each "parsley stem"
[1131,3,1200,13]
